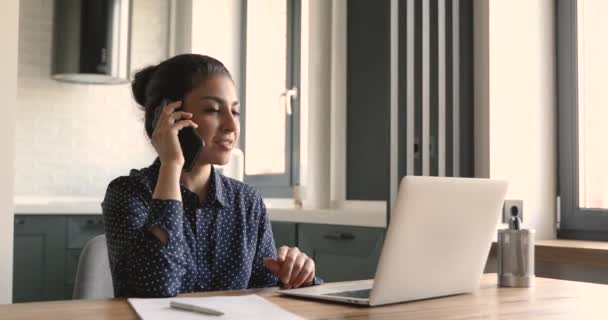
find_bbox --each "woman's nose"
[221,111,238,132]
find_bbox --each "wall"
[475,0,557,240]
[190,0,242,87]
[0,0,18,305]
[15,0,168,198]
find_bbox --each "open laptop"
[279,176,508,306]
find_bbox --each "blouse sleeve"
[247,195,280,288]
[102,176,190,297]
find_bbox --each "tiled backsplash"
[16,0,169,198]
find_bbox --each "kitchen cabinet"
[297,224,385,282]
[13,215,104,303]
[270,221,297,248]
[13,216,66,302]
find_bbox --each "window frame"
[557,0,608,240]
[240,0,301,198]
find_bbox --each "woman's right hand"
[150,101,198,169]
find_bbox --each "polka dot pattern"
[101,159,286,297]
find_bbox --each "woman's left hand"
[264,246,315,289]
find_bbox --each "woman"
[102,54,320,298]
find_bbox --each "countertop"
[13,196,387,228]
[14,196,105,214]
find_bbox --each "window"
[557,0,608,240]
[241,0,300,198]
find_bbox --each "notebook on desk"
[128,294,302,320]
[279,176,508,306]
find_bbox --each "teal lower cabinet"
[270,221,297,248]
[297,224,385,282]
[13,216,66,303]
[13,215,105,303]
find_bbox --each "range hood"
[52,0,132,84]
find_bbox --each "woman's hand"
[150,101,198,169]
[264,246,316,289]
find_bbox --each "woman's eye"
[232,110,241,116]
[205,108,220,114]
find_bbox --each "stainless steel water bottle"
[497,211,535,287]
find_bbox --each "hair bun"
[131,65,158,108]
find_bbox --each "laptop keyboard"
[323,289,371,299]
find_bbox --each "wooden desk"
[1,274,607,319]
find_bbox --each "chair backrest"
[72,234,114,299]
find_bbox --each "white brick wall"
[16,0,169,198]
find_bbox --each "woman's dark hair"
[131,54,232,137]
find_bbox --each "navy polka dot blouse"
[102,158,319,298]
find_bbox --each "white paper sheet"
[128,294,303,320]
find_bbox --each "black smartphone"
[153,99,204,172]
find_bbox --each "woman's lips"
[215,139,233,149]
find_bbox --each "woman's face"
[182,74,240,166]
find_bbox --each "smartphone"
[153,99,204,172]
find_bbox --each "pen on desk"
[169,301,224,316]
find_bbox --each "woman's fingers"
[263,257,281,274]
[264,247,316,289]
[291,256,314,288]
[304,269,315,284]
[150,100,193,169]
[279,248,300,287]
[163,100,182,113]
[169,111,193,122]
[156,101,182,127]
[289,254,308,284]
[173,119,199,131]
[277,246,289,263]
[153,101,184,131]
[158,111,192,129]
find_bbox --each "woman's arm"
[149,162,183,243]
[102,176,189,297]
[103,100,199,297]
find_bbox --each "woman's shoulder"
[219,175,260,198]
[105,161,159,197]
[216,172,263,205]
